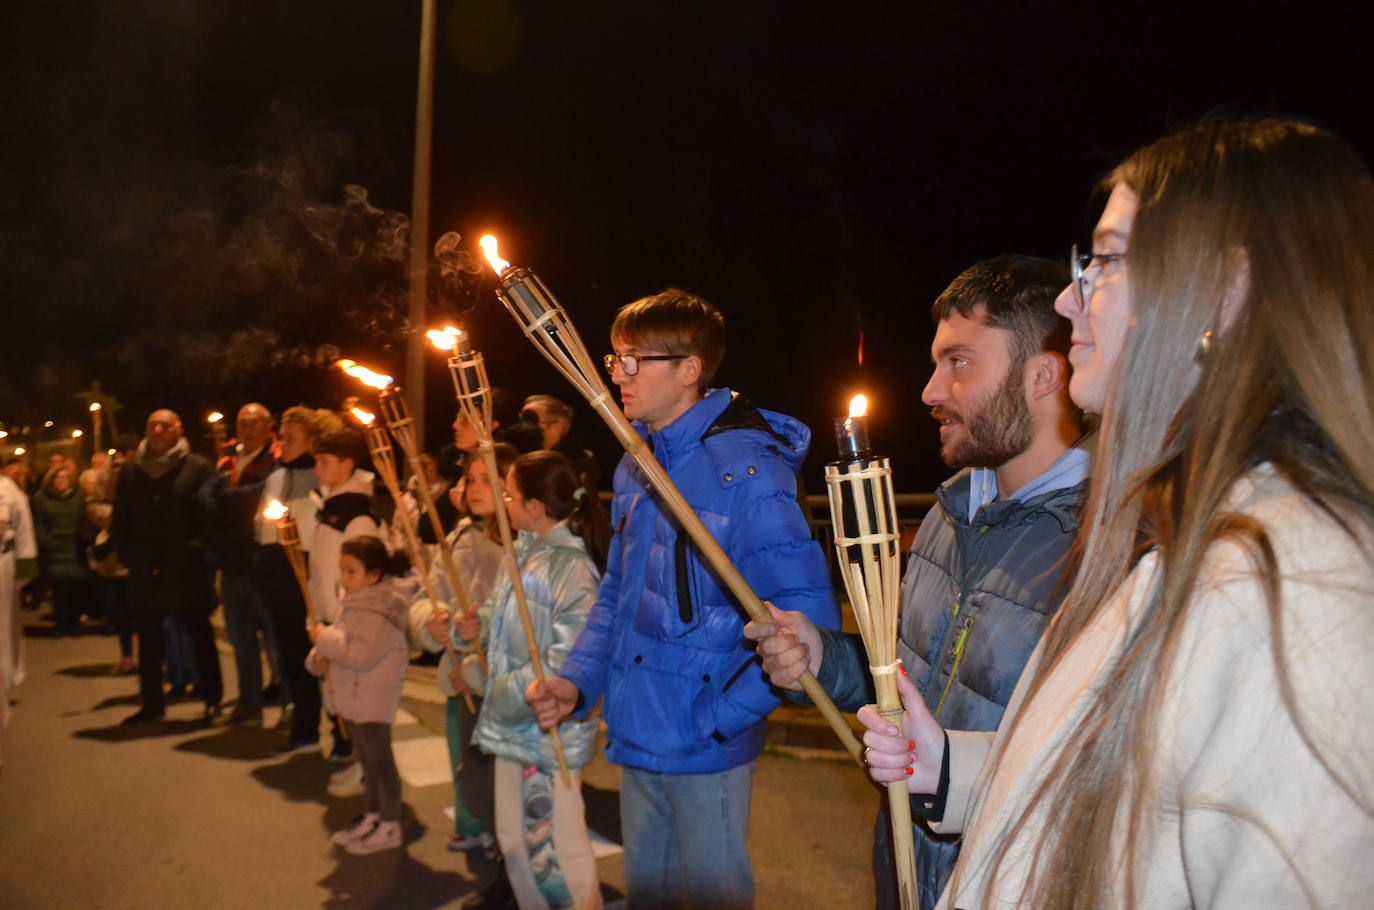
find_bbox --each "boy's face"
[610,335,701,432]
[313,452,354,490]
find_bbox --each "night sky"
[4,1,1372,491]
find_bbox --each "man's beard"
[933,359,1034,471]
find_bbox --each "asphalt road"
[0,613,878,909]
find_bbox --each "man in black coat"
[112,409,223,723]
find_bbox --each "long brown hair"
[965,119,1374,908]
[509,450,611,571]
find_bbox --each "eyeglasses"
[1071,243,1128,308]
[603,353,686,376]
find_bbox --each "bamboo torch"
[88,402,103,453]
[264,499,317,625]
[207,411,227,461]
[429,324,572,787]
[825,394,917,908]
[355,406,482,713]
[477,235,864,764]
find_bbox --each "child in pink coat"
[306,535,410,855]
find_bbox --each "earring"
[1195,329,1214,362]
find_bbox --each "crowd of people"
[1,116,1372,909]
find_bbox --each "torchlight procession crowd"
[1,117,1372,910]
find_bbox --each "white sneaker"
[331,812,379,845]
[345,819,402,855]
[327,762,365,797]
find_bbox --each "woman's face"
[1054,183,1137,415]
[279,421,314,463]
[463,459,496,518]
[51,469,72,493]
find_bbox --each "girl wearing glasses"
[861,119,1374,908]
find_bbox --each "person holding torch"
[525,289,839,910]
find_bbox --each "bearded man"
[745,256,1088,910]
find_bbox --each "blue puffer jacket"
[559,388,839,774]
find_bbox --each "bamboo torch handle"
[479,444,573,789]
[874,671,920,909]
[590,397,865,764]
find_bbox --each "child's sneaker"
[331,812,379,845]
[327,762,365,797]
[345,819,402,855]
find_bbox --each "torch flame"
[207,411,224,424]
[0,431,7,439]
[263,499,288,521]
[425,325,465,352]
[479,235,510,275]
[72,429,83,438]
[351,408,377,426]
[849,394,869,418]
[89,402,102,413]
[14,447,25,456]
[336,359,394,389]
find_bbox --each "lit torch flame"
[207,411,224,424]
[479,235,510,275]
[263,499,288,521]
[71,429,83,439]
[849,394,869,418]
[425,325,465,352]
[351,408,376,427]
[336,359,394,390]
[89,402,102,413]
[14,447,25,456]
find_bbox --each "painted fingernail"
[907,740,915,752]
[900,666,907,677]
[904,767,913,776]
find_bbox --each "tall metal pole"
[406,0,437,452]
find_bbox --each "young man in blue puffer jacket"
[526,288,839,910]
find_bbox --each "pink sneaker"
[345,819,402,855]
[331,812,379,846]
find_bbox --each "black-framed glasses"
[603,353,686,376]
[1071,243,1128,307]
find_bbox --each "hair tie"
[573,486,586,503]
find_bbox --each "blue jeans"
[220,571,272,708]
[162,613,198,687]
[619,762,755,910]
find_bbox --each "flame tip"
[848,394,869,418]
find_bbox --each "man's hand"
[856,669,945,795]
[454,605,481,643]
[525,676,579,731]
[425,607,451,643]
[742,601,822,692]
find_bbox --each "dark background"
[3,1,1371,491]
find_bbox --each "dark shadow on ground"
[56,663,123,678]
[584,783,622,845]
[85,693,144,711]
[316,802,480,909]
[73,716,216,742]
[252,751,337,804]
[174,724,282,761]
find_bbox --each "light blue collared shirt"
[966,442,1092,523]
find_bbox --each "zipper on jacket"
[933,616,974,719]
[674,532,693,624]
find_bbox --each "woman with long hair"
[455,450,610,909]
[860,118,1374,908]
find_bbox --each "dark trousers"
[353,721,402,821]
[133,606,223,712]
[100,577,134,658]
[252,544,320,743]
[51,578,84,634]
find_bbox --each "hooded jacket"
[559,388,839,774]
[306,577,409,724]
[470,524,602,770]
[309,469,383,624]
